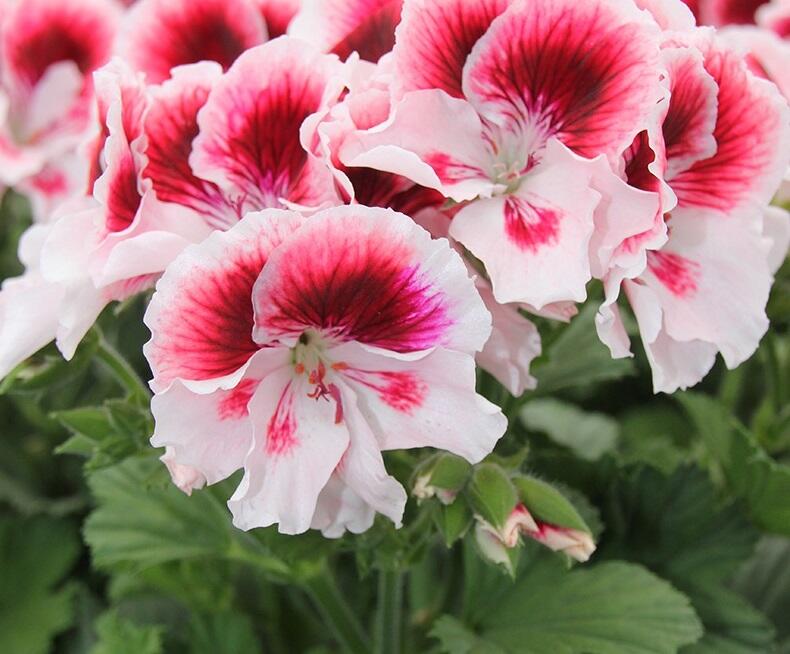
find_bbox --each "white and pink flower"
[146,206,506,534]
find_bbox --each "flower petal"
[450,140,599,307]
[668,33,790,213]
[289,0,403,62]
[253,205,491,355]
[119,0,267,84]
[144,209,305,392]
[311,474,376,537]
[143,62,235,230]
[190,38,343,214]
[332,342,506,463]
[462,0,663,159]
[229,368,351,533]
[392,0,511,98]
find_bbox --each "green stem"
[94,337,150,404]
[374,569,404,654]
[304,569,370,654]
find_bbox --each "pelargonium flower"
[146,206,506,534]
[598,28,790,392]
[289,0,403,62]
[342,0,665,309]
[0,36,346,378]
[0,0,120,211]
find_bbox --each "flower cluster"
[0,0,788,537]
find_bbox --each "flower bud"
[527,523,596,562]
[412,453,472,505]
[467,463,519,531]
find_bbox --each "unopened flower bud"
[412,453,472,505]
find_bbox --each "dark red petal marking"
[464,0,661,158]
[344,368,427,414]
[680,0,701,21]
[647,250,700,298]
[662,50,717,176]
[265,381,298,455]
[669,43,786,212]
[104,151,142,233]
[217,378,259,420]
[255,214,451,352]
[122,0,265,83]
[705,0,767,25]
[2,0,116,88]
[344,167,444,214]
[256,0,300,37]
[624,131,661,194]
[394,0,510,98]
[503,196,560,253]
[144,70,232,227]
[151,248,266,381]
[332,0,403,62]
[194,52,335,210]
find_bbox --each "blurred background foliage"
[1,190,789,654]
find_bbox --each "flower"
[597,27,790,392]
[146,205,506,534]
[342,0,665,308]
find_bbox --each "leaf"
[0,516,80,654]
[84,456,290,578]
[189,612,262,654]
[442,552,702,654]
[600,465,776,651]
[732,537,790,642]
[531,303,636,394]
[679,393,790,535]
[681,586,776,654]
[89,611,163,654]
[520,399,618,460]
[431,615,502,654]
[434,500,474,548]
[618,405,692,473]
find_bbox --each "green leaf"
[466,464,518,530]
[442,553,702,654]
[189,612,261,654]
[679,393,790,535]
[531,303,636,394]
[618,405,692,473]
[89,611,163,654]
[431,616,502,654]
[434,500,474,548]
[0,516,80,654]
[681,586,776,654]
[520,399,618,460]
[732,537,790,642]
[511,475,590,533]
[84,456,289,578]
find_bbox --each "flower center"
[292,330,345,424]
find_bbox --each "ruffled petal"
[252,205,491,355]
[143,62,235,229]
[449,140,599,307]
[462,0,663,159]
[332,342,506,463]
[310,474,376,537]
[190,38,343,214]
[119,0,267,84]
[228,368,351,533]
[392,0,510,98]
[668,33,790,213]
[289,0,403,62]
[144,209,305,391]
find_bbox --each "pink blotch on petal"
[424,152,486,185]
[503,196,560,253]
[217,378,260,421]
[265,382,299,455]
[344,368,427,414]
[647,250,700,298]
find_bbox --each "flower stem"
[94,335,150,404]
[304,568,371,654]
[374,569,404,654]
